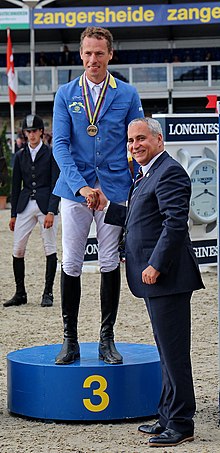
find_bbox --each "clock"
[188,158,217,224]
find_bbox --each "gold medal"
[82,72,110,138]
[87,124,98,136]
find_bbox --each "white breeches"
[13,200,58,258]
[61,198,122,276]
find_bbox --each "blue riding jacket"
[52,73,144,203]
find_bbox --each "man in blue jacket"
[53,26,143,365]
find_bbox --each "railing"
[0,62,219,102]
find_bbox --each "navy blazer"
[105,151,204,298]
[11,143,60,217]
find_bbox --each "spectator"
[7,138,12,152]
[50,57,57,66]
[59,45,74,65]
[15,134,25,153]
[172,54,181,63]
[44,132,53,146]
[37,52,48,66]
[205,51,212,61]
[111,50,120,64]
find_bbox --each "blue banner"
[157,116,219,142]
[32,3,220,29]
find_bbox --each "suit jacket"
[105,151,204,298]
[52,73,144,203]
[11,143,60,217]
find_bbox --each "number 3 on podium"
[83,375,110,412]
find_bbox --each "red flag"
[6,28,17,106]
[206,95,218,111]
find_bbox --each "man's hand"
[80,186,108,210]
[91,188,108,211]
[44,213,54,229]
[142,265,160,285]
[80,186,99,209]
[9,217,16,231]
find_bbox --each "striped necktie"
[133,167,144,190]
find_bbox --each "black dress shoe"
[3,293,27,307]
[148,428,194,447]
[99,339,123,364]
[138,421,164,435]
[41,293,53,307]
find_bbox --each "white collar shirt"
[141,150,165,176]
[86,77,105,105]
[28,140,43,162]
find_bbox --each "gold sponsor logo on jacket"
[68,101,85,113]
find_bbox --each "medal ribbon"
[82,72,110,126]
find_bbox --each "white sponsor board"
[0,9,29,30]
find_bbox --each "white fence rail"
[0,62,219,102]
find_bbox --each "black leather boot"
[99,264,123,364]
[55,269,80,365]
[41,253,57,307]
[3,257,27,307]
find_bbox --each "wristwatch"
[177,147,217,226]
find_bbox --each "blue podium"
[7,342,161,421]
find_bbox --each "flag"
[6,28,17,106]
[206,95,218,111]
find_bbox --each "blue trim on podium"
[7,342,161,421]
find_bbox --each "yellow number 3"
[83,375,110,412]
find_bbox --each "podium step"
[7,342,161,421]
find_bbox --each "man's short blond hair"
[80,26,113,53]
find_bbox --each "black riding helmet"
[22,114,44,133]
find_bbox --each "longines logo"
[169,122,219,136]
[84,238,98,262]
[192,239,217,265]
[157,116,220,142]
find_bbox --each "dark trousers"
[145,291,195,434]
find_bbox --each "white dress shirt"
[86,77,104,105]
[28,139,43,161]
[141,150,165,176]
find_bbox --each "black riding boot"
[3,257,27,307]
[55,268,81,365]
[41,253,57,307]
[99,264,123,364]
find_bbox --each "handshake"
[79,186,108,211]
[82,185,126,263]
